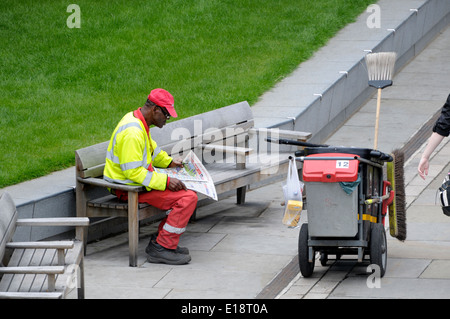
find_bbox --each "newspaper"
[153,151,218,201]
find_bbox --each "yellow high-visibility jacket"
[103,110,172,191]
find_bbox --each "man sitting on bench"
[103,88,197,265]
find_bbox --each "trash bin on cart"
[296,147,392,278]
[303,152,360,238]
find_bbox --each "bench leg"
[237,186,246,205]
[48,274,56,292]
[128,192,139,267]
[78,256,85,299]
[189,207,198,222]
[75,181,88,255]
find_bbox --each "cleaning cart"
[277,142,399,278]
[268,135,406,278]
[279,51,402,278]
[296,146,399,277]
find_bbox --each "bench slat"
[163,121,254,157]
[198,144,253,156]
[75,141,109,172]
[77,176,145,192]
[88,194,151,210]
[0,266,65,275]
[249,128,312,141]
[16,217,90,227]
[81,164,105,179]
[150,101,254,148]
[6,241,74,250]
[0,291,63,299]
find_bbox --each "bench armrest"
[197,144,253,156]
[0,292,63,299]
[77,176,145,192]
[0,266,65,275]
[14,218,88,257]
[6,241,76,266]
[0,266,65,292]
[16,217,90,227]
[196,144,253,169]
[249,128,312,141]
[6,241,75,250]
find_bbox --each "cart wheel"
[320,253,328,266]
[298,223,314,277]
[369,223,387,277]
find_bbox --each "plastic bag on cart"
[282,157,304,227]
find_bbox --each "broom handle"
[374,88,382,149]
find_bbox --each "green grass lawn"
[0,0,374,188]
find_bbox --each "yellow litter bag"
[282,157,303,227]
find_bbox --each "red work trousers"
[116,189,198,250]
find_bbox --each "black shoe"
[175,245,189,255]
[145,240,191,265]
[150,234,190,255]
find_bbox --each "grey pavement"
[1,0,450,300]
[83,184,295,299]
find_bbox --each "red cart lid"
[302,153,359,182]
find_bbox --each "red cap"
[148,88,178,118]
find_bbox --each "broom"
[365,51,397,150]
[365,52,406,240]
[386,149,407,241]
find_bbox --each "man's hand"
[168,158,184,168]
[168,177,187,192]
[167,158,186,191]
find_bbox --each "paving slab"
[329,277,450,299]
[421,260,450,279]
[388,239,450,260]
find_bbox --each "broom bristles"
[392,149,407,241]
[365,52,397,81]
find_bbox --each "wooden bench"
[0,192,89,299]
[75,101,311,266]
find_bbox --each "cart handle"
[266,137,328,148]
[364,193,391,205]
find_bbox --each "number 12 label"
[336,160,350,168]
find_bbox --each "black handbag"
[438,172,450,216]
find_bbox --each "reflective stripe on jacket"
[103,110,172,191]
